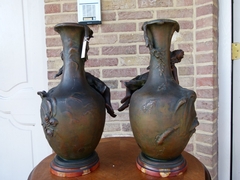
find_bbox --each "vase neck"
[147,50,173,84]
[142,19,180,85]
[61,48,86,84]
[54,23,93,86]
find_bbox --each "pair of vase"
[38,19,198,178]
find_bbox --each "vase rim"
[54,22,89,32]
[142,19,180,32]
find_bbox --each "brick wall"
[44,0,218,179]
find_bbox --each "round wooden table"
[28,137,211,180]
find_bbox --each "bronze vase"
[37,23,106,177]
[129,19,199,177]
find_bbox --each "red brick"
[196,77,216,87]
[197,65,217,75]
[178,66,194,76]
[102,68,138,78]
[179,53,193,65]
[102,0,136,10]
[196,122,216,133]
[196,132,217,145]
[196,53,215,63]
[102,12,117,21]
[110,91,128,100]
[176,0,193,6]
[88,25,100,33]
[157,9,193,19]
[86,69,100,78]
[90,34,118,45]
[197,111,217,121]
[47,49,62,58]
[111,102,120,110]
[118,11,153,20]
[196,88,218,98]
[108,111,129,121]
[119,34,144,43]
[196,16,217,29]
[101,23,136,32]
[184,143,194,153]
[45,14,77,25]
[196,41,216,52]
[119,56,149,67]
[196,29,218,40]
[178,20,194,29]
[179,77,194,87]
[213,4,218,16]
[138,22,145,31]
[46,37,62,47]
[196,0,217,5]
[45,4,61,14]
[88,47,100,56]
[196,153,217,168]
[85,58,118,67]
[177,43,194,52]
[197,4,215,17]
[179,31,193,41]
[139,45,149,54]
[196,143,217,155]
[138,0,173,8]
[45,26,58,36]
[104,123,121,132]
[47,59,63,69]
[63,3,77,12]
[140,67,149,74]
[48,70,58,80]
[209,167,217,180]
[122,123,132,132]
[102,45,136,55]
[196,100,217,110]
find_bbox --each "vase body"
[38,23,105,177]
[129,19,198,177]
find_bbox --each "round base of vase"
[50,151,100,177]
[136,152,187,178]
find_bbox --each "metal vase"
[37,23,105,177]
[129,19,199,177]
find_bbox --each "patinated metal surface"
[129,19,199,160]
[38,23,106,160]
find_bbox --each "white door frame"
[232,0,240,179]
[218,0,232,180]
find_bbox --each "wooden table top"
[28,137,211,180]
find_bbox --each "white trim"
[232,0,240,178]
[218,0,232,179]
